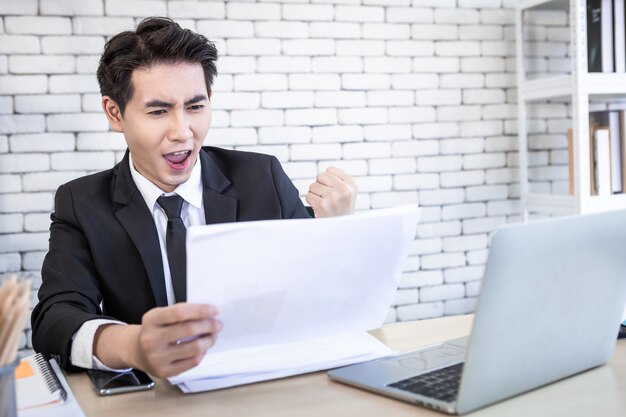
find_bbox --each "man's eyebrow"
[144,95,207,108]
[144,99,173,108]
[185,94,208,105]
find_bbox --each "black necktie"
[157,194,186,303]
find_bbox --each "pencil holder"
[0,359,17,417]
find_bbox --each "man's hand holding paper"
[94,303,223,378]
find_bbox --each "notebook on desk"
[16,353,85,417]
[329,209,626,415]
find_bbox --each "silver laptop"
[328,210,626,415]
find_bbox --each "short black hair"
[96,17,218,115]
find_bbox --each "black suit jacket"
[31,147,310,369]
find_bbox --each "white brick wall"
[0,0,571,352]
[169,2,225,19]
[336,6,385,22]
[106,1,167,17]
[73,17,135,35]
[197,21,254,39]
[10,134,75,152]
[40,0,104,16]
[5,17,73,35]
[0,75,47,95]
[15,95,81,114]
[283,4,334,21]
[9,55,75,74]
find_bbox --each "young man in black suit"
[32,17,357,378]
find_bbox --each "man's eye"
[149,109,167,116]
[188,105,204,111]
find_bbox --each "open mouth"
[163,150,192,171]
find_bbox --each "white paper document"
[172,332,393,393]
[168,204,420,393]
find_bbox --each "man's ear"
[102,96,124,132]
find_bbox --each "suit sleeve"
[31,184,116,370]
[269,156,312,219]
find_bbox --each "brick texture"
[0,0,568,353]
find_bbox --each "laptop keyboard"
[388,362,464,403]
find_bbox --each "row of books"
[568,110,626,195]
[587,0,626,72]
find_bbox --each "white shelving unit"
[516,0,626,218]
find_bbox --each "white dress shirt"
[70,153,206,370]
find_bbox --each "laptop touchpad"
[385,340,467,372]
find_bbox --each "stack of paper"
[171,333,394,392]
[169,205,420,393]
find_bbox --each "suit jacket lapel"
[112,151,168,307]
[199,148,238,224]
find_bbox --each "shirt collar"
[128,152,204,211]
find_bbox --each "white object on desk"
[17,356,85,417]
[170,205,420,392]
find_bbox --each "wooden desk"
[67,315,626,416]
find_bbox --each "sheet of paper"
[169,205,419,392]
[170,332,396,392]
[185,204,420,354]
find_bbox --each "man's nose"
[168,110,193,142]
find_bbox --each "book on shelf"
[588,110,626,195]
[594,127,612,195]
[587,0,614,72]
[615,0,626,72]
[621,110,626,188]
[608,111,623,193]
[589,122,597,195]
[567,129,575,195]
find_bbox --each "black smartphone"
[87,369,155,396]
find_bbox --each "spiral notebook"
[15,353,67,411]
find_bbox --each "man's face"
[104,62,211,192]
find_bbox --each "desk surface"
[67,315,626,417]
